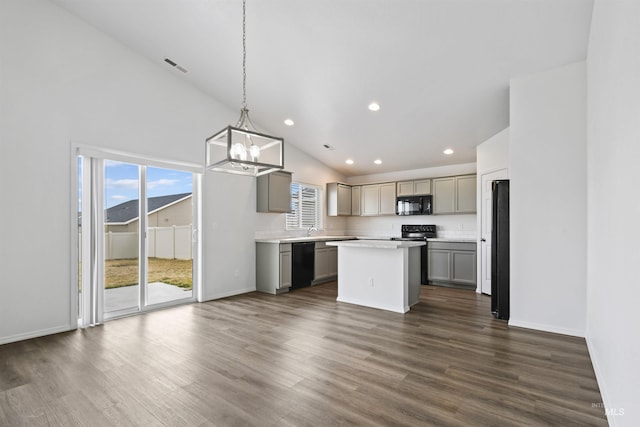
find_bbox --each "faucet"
[307,226,318,237]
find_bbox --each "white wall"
[0,0,344,342]
[0,0,234,342]
[476,128,510,174]
[204,172,258,300]
[509,62,587,336]
[586,1,640,424]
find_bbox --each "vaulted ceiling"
[50,0,594,176]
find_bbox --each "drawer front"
[428,242,476,252]
[280,243,292,253]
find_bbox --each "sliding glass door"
[75,148,200,326]
[145,166,194,306]
[104,160,140,316]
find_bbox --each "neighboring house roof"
[106,192,191,224]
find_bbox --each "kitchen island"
[326,240,425,313]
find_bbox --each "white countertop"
[256,236,476,244]
[255,236,357,243]
[326,239,425,249]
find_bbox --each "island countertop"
[326,240,425,249]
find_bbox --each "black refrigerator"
[491,180,510,320]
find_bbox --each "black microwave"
[396,195,432,216]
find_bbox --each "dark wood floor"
[0,283,607,426]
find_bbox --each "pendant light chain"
[242,0,247,110]
[205,0,284,176]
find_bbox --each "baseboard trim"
[336,297,408,314]
[0,324,74,345]
[508,318,585,338]
[585,335,618,427]
[203,287,255,301]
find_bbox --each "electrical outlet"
[368,277,374,287]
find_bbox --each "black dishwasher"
[291,242,315,289]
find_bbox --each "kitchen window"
[286,182,322,230]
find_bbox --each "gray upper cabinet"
[351,185,361,216]
[379,183,396,215]
[362,183,396,216]
[257,171,292,213]
[397,181,415,197]
[433,174,476,214]
[397,179,431,196]
[326,183,352,216]
[361,184,380,216]
[455,175,476,213]
[433,177,456,214]
[414,179,432,195]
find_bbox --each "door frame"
[476,167,509,294]
[70,143,203,327]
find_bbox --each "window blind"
[286,182,322,230]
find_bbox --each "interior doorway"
[74,147,201,326]
[479,168,508,295]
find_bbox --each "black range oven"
[391,224,436,284]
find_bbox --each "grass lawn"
[105,258,192,290]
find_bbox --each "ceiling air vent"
[163,58,188,73]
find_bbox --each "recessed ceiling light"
[443,148,454,155]
[345,159,354,165]
[374,159,382,165]
[368,102,380,112]
[284,118,294,126]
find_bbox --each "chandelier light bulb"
[230,142,247,161]
[249,144,261,161]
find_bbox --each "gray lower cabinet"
[427,241,476,289]
[314,242,337,283]
[256,242,292,294]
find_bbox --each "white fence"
[105,225,192,260]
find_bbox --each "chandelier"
[205,0,284,176]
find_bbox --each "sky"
[104,160,193,208]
